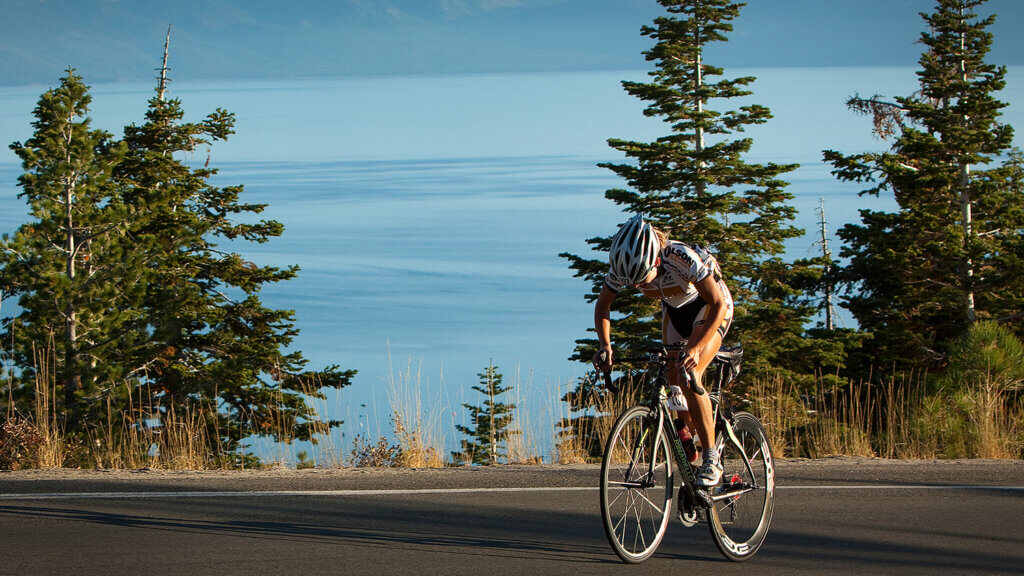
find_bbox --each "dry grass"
[6,338,1020,469]
[384,353,447,468]
[384,356,549,467]
[2,349,349,470]
[749,370,1023,459]
[503,363,545,465]
[247,374,344,469]
[29,348,77,467]
[22,348,226,469]
[554,372,640,464]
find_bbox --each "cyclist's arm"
[593,284,616,369]
[680,275,727,371]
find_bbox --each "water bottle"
[674,418,699,464]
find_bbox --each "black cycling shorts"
[663,298,732,342]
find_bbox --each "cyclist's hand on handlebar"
[678,345,699,372]
[594,346,618,393]
[593,345,613,372]
[676,346,707,395]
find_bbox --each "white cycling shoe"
[695,457,723,488]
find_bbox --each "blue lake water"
[1,67,1021,461]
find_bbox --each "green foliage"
[1,69,139,417]
[910,384,1021,459]
[940,321,1024,393]
[561,0,814,389]
[0,68,355,459]
[825,0,1024,370]
[452,363,518,465]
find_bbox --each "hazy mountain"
[1,0,1021,86]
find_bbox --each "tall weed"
[385,353,446,468]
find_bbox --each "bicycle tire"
[600,405,674,564]
[707,411,775,561]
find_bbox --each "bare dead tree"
[156,25,172,101]
[813,198,836,331]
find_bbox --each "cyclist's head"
[609,215,661,285]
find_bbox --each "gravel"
[1,458,1021,494]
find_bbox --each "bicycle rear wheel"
[707,411,775,562]
[600,405,674,564]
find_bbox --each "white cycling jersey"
[604,241,734,313]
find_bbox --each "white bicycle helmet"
[609,215,660,285]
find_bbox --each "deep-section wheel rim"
[707,411,775,561]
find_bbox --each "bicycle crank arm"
[693,488,715,509]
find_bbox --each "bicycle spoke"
[634,489,666,513]
[607,486,627,507]
[632,492,649,552]
[601,406,673,563]
[614,431,647,475]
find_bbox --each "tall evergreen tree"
[559,0,814,459]
[113,62,354,453]
[2,58,354,457]
[561,0,805,380]
[452,363,517,465]
[1,69,141,425]
[824,0,1024,370]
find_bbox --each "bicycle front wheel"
[707,411,775,561]
[600,405,674,564]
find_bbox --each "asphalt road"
[0,459,1021,575]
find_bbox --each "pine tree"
[824,0,1024,370]
[1,69,141,426]
[452,363,517,465]
[560,0,806,434]
[777,201,870,384]
[2,55,355,457]
[112,51,354,453]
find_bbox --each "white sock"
[704,447,720,465]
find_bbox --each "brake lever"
[684,367,706,395]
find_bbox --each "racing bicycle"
[598,344,775,563]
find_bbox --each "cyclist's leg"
[664,303,721,442]
[681,305,729,486]
[663,308,706,436]
[678,330,721,456]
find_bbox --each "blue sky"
[1,0,1022,85]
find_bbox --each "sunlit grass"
[4,344,1020,469]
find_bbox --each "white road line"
[0,485,1022,501]
[0,487,592,501]
[776,485,1024,491]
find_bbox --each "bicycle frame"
[600,344,776,563]
[613,348,760,510]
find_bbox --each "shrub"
[943,321,1024,392]
[347,434,403,468]
[0,416,43,469]
[938,321,1024,458]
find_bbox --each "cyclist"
[592,215,734,487]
